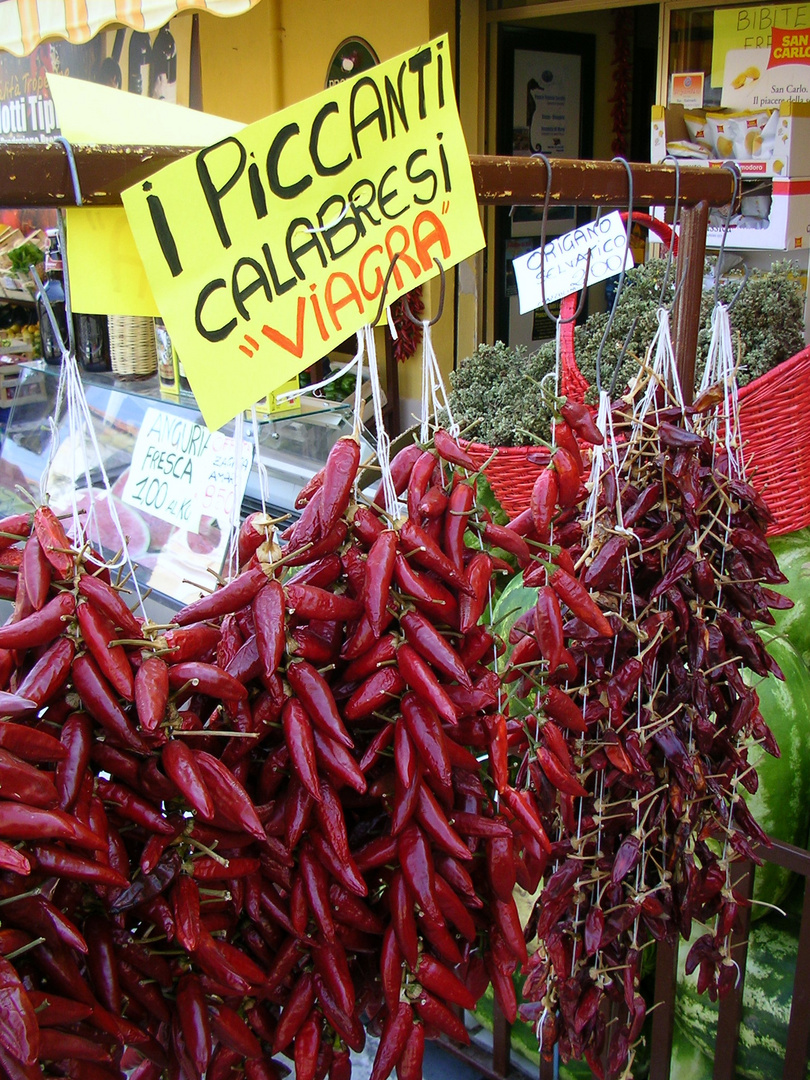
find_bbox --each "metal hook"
[54,136,83,206]
[726,264,750,312]
[402,258,445,327]
[593,157,635,394]
[714,161,742,309]
[658,154,682,306]
[533,153,590,327]
[371,254,401,326]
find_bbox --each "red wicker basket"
[737,345,810,535]
[461,214,675,519]
[460,442,551,520]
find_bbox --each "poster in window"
[512,49,582,158]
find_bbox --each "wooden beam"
[0,142,736,212]
[470,155,735,209]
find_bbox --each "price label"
[122,406,253,533]
[513,211,633,314]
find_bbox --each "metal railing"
[438,837,810,1080]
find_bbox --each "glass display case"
[0,362,359,613]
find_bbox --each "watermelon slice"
[68,488,151,560]
[111,469,175,551]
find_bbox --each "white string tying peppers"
[34,245,148,619]
[419,318,459,444]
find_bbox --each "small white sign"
[122,407,253,533]
[513,211,634,314]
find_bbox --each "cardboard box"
[651,101,810,178]
[707,177,810,250]
[0,364,47,409]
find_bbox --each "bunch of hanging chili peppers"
[508,376,788,1079]
[0,425,536,1080]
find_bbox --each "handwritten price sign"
[513,211,633,313]
[122,407,253,532]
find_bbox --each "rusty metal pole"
[670,200,709,406]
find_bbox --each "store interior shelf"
[19,360,351,426]
[0,363,357,614]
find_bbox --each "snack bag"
[731,111,771,158]
[706,112,736,158]
[757,108,778,159]
[684,112,715,155]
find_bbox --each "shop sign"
[326,38,379,88]
[670,72,705,108]
[121,34,485,431]
[512,211,633,313]
[122,406,253,531]
[714,4,810,106]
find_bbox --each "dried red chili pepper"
[361,529,397,639]
[560,399,603,445]
[288,658,352,747]
[400,692,452,799]
[33,505,74,578]
[458,551,493,634]
[161,739,214,820]
[15,635,74,707]
[319,435,360,533]
[76,599,135,701]
[193,751,266,842]
[432,428,476,470]
[531,468,559,536]
[370,1001,414,1080]
[312,728,366,794]
[282,697,322,801]
[0,590,75,649]
[397,643,459,723]
[248,578,285,682]
[443,481,475,569]
[286,582,363,622]
[549,565,613,637]
[79,680,148,777]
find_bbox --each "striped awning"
[0,0,261,57]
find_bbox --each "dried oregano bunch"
[572,258,805,402]
[447,261,805,442]
[445,341,555,447]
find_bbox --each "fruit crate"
[0,363,47,409]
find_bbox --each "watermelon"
[64,488,151,560]
[766,528,810,665]
[675,906,809,1080]
[670,1026,713,1080]
[743,632,810,912]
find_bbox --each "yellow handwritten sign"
[122,35,484,431]
[712,4,810,84]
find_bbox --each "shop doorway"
[492,5,660,348]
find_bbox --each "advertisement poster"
[0,19,190,143]
[670,72,705,107]
[512,49,581,158]
[714,4,810,105]
[0,20,191,240]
